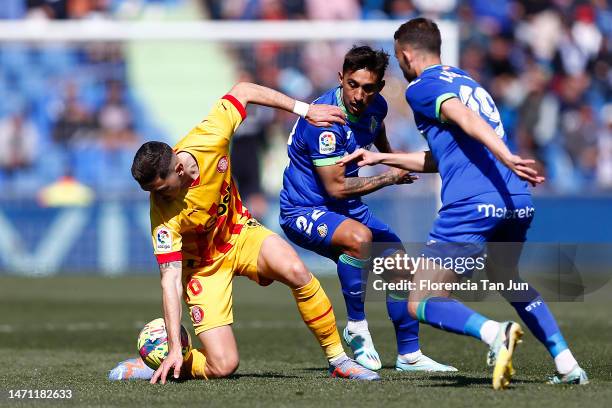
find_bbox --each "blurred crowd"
[0,0,610,201]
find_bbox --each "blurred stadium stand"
[0,0,610,275]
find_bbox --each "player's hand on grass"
[501,154,545,187]
[337,148,382,167]
[389,168,419,185]
[150,349,183,384]
[305,104,346,127]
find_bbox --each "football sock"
[346,318,368,333]
[292,275,345,362]
[387,291,420,354]
[416,296,494,343]
[502,283,577,373]
[182,348,208,379]
[337,254,367,321]
[479,320,501,346]
[398,349,423,363]
[554,349,579,374]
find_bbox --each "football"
[137,318,192,370]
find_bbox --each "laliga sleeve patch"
[319,131,336,154]
[155,227,173,252]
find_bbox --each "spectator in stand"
[96,80,138,151]
[305,0,359,20]
[0,106,38,176]
[52,82,96,148]
[26,0,68,19]
[597,104,612,189]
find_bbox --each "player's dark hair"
[131,141,174,186]
[342,45,389,81]
[394,18,442,55]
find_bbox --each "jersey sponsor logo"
[319,131,336,154]
[155,227,172,252]
[476,204,535,219]
[191,306,204,324]
[217,156,229,173]
[317,223,328,238]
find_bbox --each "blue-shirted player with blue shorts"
[340,18,588,389]
[280,46,455,373]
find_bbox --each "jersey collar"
[422,64,442,73]
[335,87,359,123]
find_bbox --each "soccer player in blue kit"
[279,46,455,373]
[340,18,588,389]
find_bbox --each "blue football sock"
[503,283,568,358]
[337,254,367,321]
[417,296,489,341]
[386,292,420,354]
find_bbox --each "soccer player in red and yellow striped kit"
[110,82,379,382]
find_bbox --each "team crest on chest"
[319,131,336,154]
[217,156,229,173]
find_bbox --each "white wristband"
[292,100,310,118]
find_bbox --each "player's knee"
[206,354,239,378]
[286,260,311,287]
[343,227,372,258]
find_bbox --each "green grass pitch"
[1,275,611,407]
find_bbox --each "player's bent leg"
[186,325,239,379]
[330,219,382,370]
[256,234,380,381]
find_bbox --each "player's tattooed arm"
[315,163,416,200]
[439,97,544,186]
[338,149,438,173]
[227,82,346,127]
[151,260,184,384]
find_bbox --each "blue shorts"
[280,204,402,260]
[423,192,534,273]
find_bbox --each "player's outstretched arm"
[439,98,545,186]
[315,160,417,200]
[150,260,184,385]
[227,82,346,127]
[338,149,438,173]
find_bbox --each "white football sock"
[554,349,578,374]
[480,320,500,346]
[346,319,369,334]
[398,350,423,363]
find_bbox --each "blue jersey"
[405,65,528,206]
[280,87,387,215]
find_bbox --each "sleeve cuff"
[313,156,343,167]
[222,94,247,121]
[155,251,182,264]
[435,93,457,121]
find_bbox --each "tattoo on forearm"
[343,173,395,196]
[159,261,182,271]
